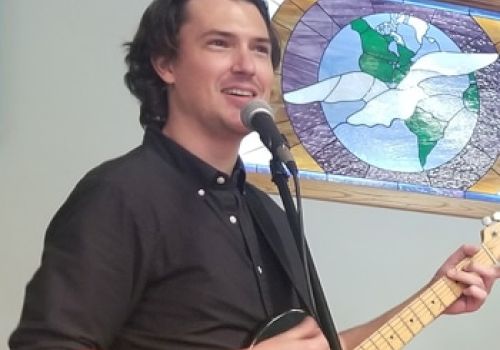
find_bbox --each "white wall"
[1,1,498,349]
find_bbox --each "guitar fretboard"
[354,247,494,350]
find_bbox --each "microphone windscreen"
[240,99,274,130]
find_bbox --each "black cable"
[292,173,318,318]
[270,152,342,349]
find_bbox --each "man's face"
[155,0,275,141]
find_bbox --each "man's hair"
[124,0,281,128]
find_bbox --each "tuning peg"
[492,212,500,222]
[482,215,493,226]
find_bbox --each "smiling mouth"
[222,88,256,97]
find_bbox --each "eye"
[254,43,271,56]
[208,38,229,48]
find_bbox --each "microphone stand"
[269,159,303,260]
[270,156,343,350]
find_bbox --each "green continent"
[405,108,447,168]
[463,73,480,113]
[351,18,415,84]
[394,44,414,82]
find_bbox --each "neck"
[161,120,242,175]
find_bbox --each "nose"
[231,47,256,76]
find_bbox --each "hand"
[432,244,499,315]
[250,316,329,350]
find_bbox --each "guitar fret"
[385,322,406,348]
[434,279,461,305]
[369,336,381,350]
[351,231,500,350]
[371,331,385,349]
[416,287,446,322]
[443,279,461,298]
[388,317,413,344]
[354,276,466,350]
[398,309,421,336]
[408,301,428,327]
[377,330,396,350]
[479,250,492,265]
[426,284,446,310]
[410,296,437,328]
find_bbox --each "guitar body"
[249,309,308,347]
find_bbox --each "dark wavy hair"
[124,0,281,128]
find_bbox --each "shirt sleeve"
[9,175,157,350]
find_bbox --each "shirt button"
[216,176,226,185]
[197,189,206,197]
[229,215,238,224]
[257,266,263,275]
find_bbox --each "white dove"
[283,51,498,126]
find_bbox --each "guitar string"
[366,250,493,350]
[367,250,491,350]
[358,267,461,349]
[369,235,500,349]
[357,278,454,350]
[361,277,460,350]
[354,247,494,350]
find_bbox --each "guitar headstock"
[480,212,500,265]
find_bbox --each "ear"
[151,55,176,84]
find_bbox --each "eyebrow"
[200,30,271,44]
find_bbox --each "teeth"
[223,88,254,97]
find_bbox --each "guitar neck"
[354,247,494,350]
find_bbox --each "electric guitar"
[250,212,500,349]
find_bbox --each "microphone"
[241,99,298,175]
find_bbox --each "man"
[10,0,499,349]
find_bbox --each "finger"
[304,332,330,349]
[447,268,485,289]
[254,329,329,350]
[465,263,498,290]
[462,284,488,300]
[447,245,479,264]
[465,262,497,277]
[278,316,321,340]
[461,244,481,257]
[436,245,479,276]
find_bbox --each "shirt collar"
[143,126,246,193]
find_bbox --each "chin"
[230,123,252,139]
